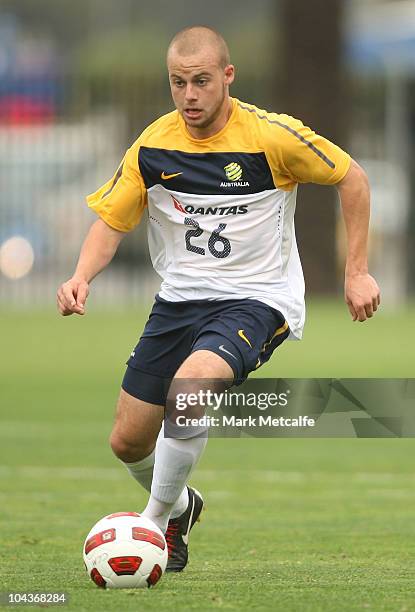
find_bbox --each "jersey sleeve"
[86,144,147,232]
[267,114,351,190]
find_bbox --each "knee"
[109,430,155,463]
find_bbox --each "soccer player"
[57,26,380,571]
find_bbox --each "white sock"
[170,488,189,519]
[141,429,207,532]
[123,448,155,492]
[122,439,190,520]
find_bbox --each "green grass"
[1,301,415,611]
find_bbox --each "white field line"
[0,465,414,483]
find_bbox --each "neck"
[186,97,233,140]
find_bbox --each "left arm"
[336,159,380,322]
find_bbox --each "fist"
[57,277,89,316]
[345,273,380,322]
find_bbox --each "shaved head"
[167,26,230,69]
[167,26,235,139]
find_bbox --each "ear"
[224,64,235,86]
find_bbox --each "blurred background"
[1,0,414,308]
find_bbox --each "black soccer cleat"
[165,486,204,572]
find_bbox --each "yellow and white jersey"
[87,97,351,338]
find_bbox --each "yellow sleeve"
[267,114,351,190]
[86,144,147,232]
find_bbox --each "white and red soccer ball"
[83,512,168,589]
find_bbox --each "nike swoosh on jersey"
[182,496,195,545]
[161,171,183,180]
[219,345,238,361]
[237,329,253,348]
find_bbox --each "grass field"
[1,300,415,611]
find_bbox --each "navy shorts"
[122,296,290,406]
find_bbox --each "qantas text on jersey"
[172,195,248,216]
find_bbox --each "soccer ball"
[83,512,168,589]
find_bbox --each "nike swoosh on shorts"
[219,345,238,361]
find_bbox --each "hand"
[57,277,89,316]
[345,273,380,322]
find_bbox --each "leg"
[142,350,233,532]
[175,349,234,379]
[110,387,190,512]
[109,388,163,493]
[110,388,164,463]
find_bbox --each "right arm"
[58,139,147,316]
[57,219,126,316]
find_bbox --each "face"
[168,48,235,138]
